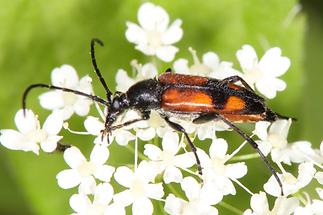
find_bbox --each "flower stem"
[230,153,260,161]
[125,141,146,161]
[219,201,243,215]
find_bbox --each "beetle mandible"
[23,38,289,195]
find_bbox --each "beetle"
[23,38,288,195]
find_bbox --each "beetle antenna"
[22,83,108,116]
[217,114,284,196]
[90,38,113,104]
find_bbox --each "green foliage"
[0,0,311,214]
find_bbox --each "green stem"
[230,153,260,161]
[219,201,243,215]
[125,142,146,161]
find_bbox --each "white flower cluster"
[1,2,322,215]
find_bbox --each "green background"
[0,0,322,214]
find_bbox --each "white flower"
[294,189,323,215]
[254,119,320,165]
[243,191,299,215]
[264,162,316,197]
[84,116,135,146]
[113,161,164,215]
[164,177,220,215]
[144,131,195,183]
[125,2,183,62]
[0,109,63,154]
[236,45,290,99]
[174,47,242,79]
[132,110,171,141]
[56,145,114,194]
[199,138,248,196]
[115,61,158,92]
[39,65,93,120]
[70,183,125,215]
[315,171,323,185]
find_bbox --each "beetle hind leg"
[161,115,203,175]
[221,75,254,92]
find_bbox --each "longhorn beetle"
[23,38,289,196]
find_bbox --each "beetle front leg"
[162,115,203,175]
[110,111,151,131]
[221,75,254,92]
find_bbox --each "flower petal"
[114,129,135,146]
[173,58,190,74]
[104,204,126,215]
[0,129,25,151]
[253,121,270,140]
[174,152,195,168]
[56,169,81,189]
[250,192,269,214]
[40,135,61,153]
[73,99,91,116]
[125,22,147,45]
[113,190,134,206]
[90,144,109,165]
[94,165,115,182]
[163,166,183,184]
[164,194,185,215]
[84,116,104,135]
[273,197,299,215]
[114,166,133,188]
[236,45,258,71]
[162,131,179,155]
[136,127,156,141]
[69,193,91,213]
[132,197,153,215]
[209,138,228,159]
[202,52,220,70]
[140,63,158,79]
[51,64,79,88]
[226,162,247,179]
[315,171,323,185]
[43,112,63,135]
[269,119,292,142]
[64,146,86,168]
[181,176,200,201]
[78,176,96,195]
[138,3,169,31]
[145,183,164,199]
[258,47,290,77]
[115,69,136,92]
[161,19,183,45]
[15,109,38,134]
[144,144,162,161]
[94,183,114,205]
[39,91,64,110]
[156,45,178,62]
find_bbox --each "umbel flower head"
[0,109,63,154]
[125,2,183,62]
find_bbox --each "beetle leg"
[221,75,254,92]
[193,113,219,124]
[203,113,284,196]
[110,111,151,131]
[161,115,203,175]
